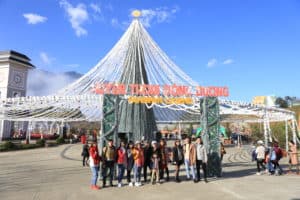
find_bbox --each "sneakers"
[91,185,100,190]
[256,172,261,175]
[135,182,142,187]
[129,182,133,187]
[117,183,122,188]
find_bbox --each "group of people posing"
[253,140,299,175]
[82,137,209,190]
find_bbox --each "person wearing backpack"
[102,139,117,187]
[273,142,283,175]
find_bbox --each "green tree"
[275,97,288,108]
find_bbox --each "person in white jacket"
[255,140,266,175]
[195,137,208,182]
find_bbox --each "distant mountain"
[27,69,82,96]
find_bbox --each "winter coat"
[196,144,208,163]
[132,148,144,167]
[126,148,134,170]
[289,144,298,165]
[89,146,101,167]
[255,145,265,160]
[172,145,184,163]
[81,144,89,157]
[117,147,127,166]
[160,146,169,168]
[183,143,196,165]
[143,146,153,165]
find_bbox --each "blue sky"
[1,0,300,101]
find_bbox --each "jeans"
[90,166,99,185]
[118,164,125,183]
[272,160,283,174]
[268,160,275,173]
[134,164,142,183]
[184,159,195,180]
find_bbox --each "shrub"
[19,144,39,150]
[56,136,65,144]
[36,138,46,146]
[2,141,15,150]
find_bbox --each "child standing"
[151,152,160,185]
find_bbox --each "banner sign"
[92,83,229,97]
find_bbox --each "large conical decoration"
[117,26,157,141]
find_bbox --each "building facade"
[0,50,34,140]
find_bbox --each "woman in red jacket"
[89,141,101,190]
[117,141,127,187]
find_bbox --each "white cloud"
[90,3,101,13]
[223,59,234,65]
[137,7,179,28]
[27,70,82,96]
[111,18,119,27]
[40,52,51,65]
[111,18,129,30]
[65,64,80,68]
[60,0,89,37]
[23,13,47,24]
[207,58,217,68]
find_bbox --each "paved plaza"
[0,144,299,200]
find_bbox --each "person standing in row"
[183,137,197,182]
[151,152,160,185]
[126,141,135,186]
[273,142,283,175]
[159,139,170,182]
[81,141,89,167]
[102,139,116,187]
[132,141,144,187]
[172,140,184,183]
[195,137,208,182]
[255,140,266,175]
[288,140,299,174]
[143,140,153,182]
[117,140,127,187]
[89,141,101,190]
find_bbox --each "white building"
[0,50,34,140]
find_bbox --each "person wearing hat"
[132,141,144,186]
[255,140,266,175]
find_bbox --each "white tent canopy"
[0,18,298,145]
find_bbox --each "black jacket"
[81,144,89,157]
[172,145,184,163]
[144,146,153,164]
